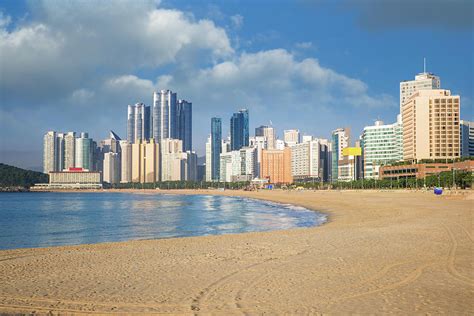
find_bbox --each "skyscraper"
[402,89,460,161]
[230,109,249,151]
[177,99,192,151]
[260,148,293,184]
[103,152,120,184]
[362,117,403,179]
[400,64,440,119]
[64,132,76,169]
[127,103,151,143]
[284,129,300,147]
[119,140,132,183]
[75,132,93,170]
[460,120,474,157]
[161,138,184,181]
[43,131,58,173]
[56,133,66,171]
[255,125,275,149]
[152,90,177,141]
[211,117,222,181]
[131,139,160,183]
[331,128,350,182]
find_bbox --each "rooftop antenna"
[423,57,426,73]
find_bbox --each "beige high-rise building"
[284,129,300,147]
[400,70,440,116]
[103,152,120,184]
[64,132,76,169]
[119,140,132,183]
[255,125,276,149]
[161,138,184,181]
[260,148,292,184]
[43,131,57,173]
[131,139,160,183]
[402,89,460,161]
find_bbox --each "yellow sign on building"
[342,147,362,156]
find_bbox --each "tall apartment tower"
[119,140,132,183]
[131,139,160,183]
[152,90,177,141]
[230,109,249,151]
[331,128,350,182]
[255,125,276,149]
[402,89,460,161]
[64,132,76,169]
[177,99,192,151]
[161,138,184,181]
[75,132,93,170]
[460,120,474,157]
[210,117,222,181]
[103,152,120,184]
[127,103,151,143]
[400,63,440,119]
[43,131,58,173]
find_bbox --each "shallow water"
[0,192,326,250]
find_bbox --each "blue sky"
[0,0,472,170]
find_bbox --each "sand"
[0,189,473,314]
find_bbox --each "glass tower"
[230,109,249,151]
[211,117,222,181]
[177,99,192,151]
[153,90,177,141]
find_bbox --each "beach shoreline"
[1,190,473,314]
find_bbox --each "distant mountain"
[0,163,49,188]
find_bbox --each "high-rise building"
[205,135,212,182]
[362,117,403,179]
[210,117,222,181]
[331,128,350,182]
[177,99,192,151]
[255,125,275,149]
[284,129,300,147]
[152,90,177,141]
[230,109,249,150]
[161,138,184,181]
[43,131,58,173]
[260,148,293,184]
[400,66,440,117]
[182,151,198,181]
[402,89,460,161]
[56,133,66,171]
[460,120,474,157]
[127,103,151,143]
[131,139,160,183]
[291,139,327,181]
[338,147,363,182]
[75,132,93,170]
[103,152,120,184]
[219,151,241,183]
[119,140,132,183]
[249,136,267,177]
[64,132,76,170]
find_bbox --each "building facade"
[177,99,192,151]
[75,132,93,170]
[402,89,460,161]
[161,138,184,181]
[43,131,58,173]
[230,109,249,150]
[103,152,120,184]
[460,120,474,157]
[131,139,160,183]
[291,139,328,181]
[152,90,177,141]
[119,140,132,183]
[210,117,222,181]
[284,129,300,147]
[260,148,293,184]
[362,117,403,179]
[64,132,76,170]
[400,71,440,117]
[256,125,276,149]
[127,103,151,143]
[331,128,350,182]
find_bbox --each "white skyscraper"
[160,138,184,181]
[75,132,93,170]
[119,140,132,183]
[153,90,177,141]
[255,125,276,149]
[64,132,76,169]
[43,131,58,173]
[127,103,151,143]
[205,136,212,182]
[400,62,440,118]
[284,129,301,147]
[291,139,326,181]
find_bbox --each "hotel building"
[402,89,460,161]
[362,117,403,179]
[400,71,440,117]
[260,148,293,184]
[291,139,328,181]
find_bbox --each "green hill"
[0,163,49,188]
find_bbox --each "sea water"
[0,192,326,250]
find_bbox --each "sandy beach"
[0,189,473,314]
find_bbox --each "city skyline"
[1,0,473,170]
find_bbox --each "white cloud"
[230,14,244,29]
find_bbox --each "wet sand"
[0,190,473,314]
